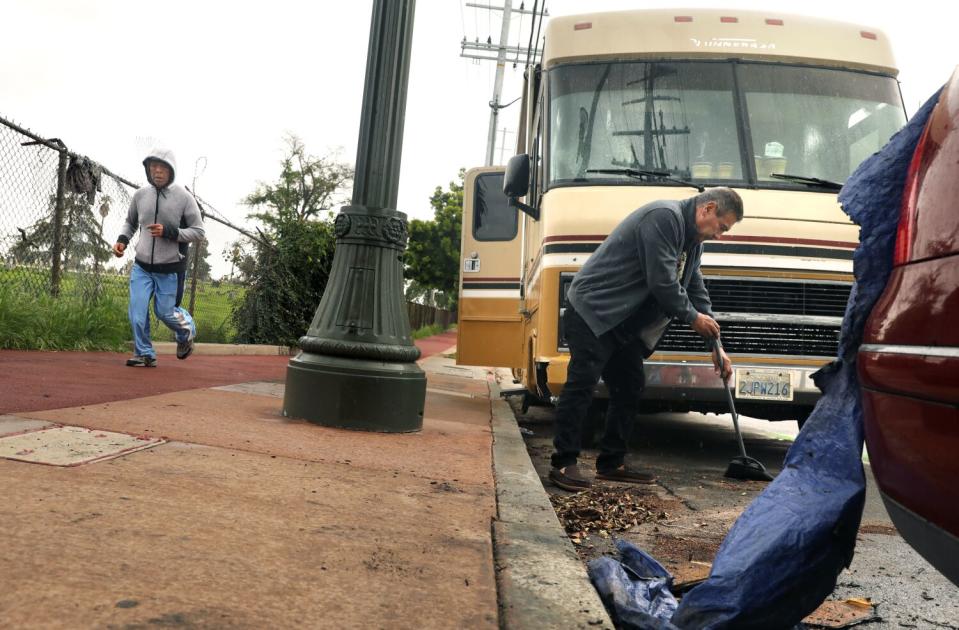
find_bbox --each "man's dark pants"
[175,269,185,308]
[551,306,646,472]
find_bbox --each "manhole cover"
[0,426,165,466]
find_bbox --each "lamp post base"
[283,351,426,432]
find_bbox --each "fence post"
[188,241,201,314]
[49,148,68,297]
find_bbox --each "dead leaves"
[550,486,669,544]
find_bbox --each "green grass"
[0,266,245,349]
[1,266,453,350]
[152,281,244,343]
[411,323,449,340]
[0,283,129,351]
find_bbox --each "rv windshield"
[548,61,905,189]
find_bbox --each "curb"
[149,342,295,356]
[487,372,613,630]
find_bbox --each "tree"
[225,240,256,282]
[231,137,354,345]
[244,135,353,226]
[11,192,112,271]
[190,238,213,281]
[404,170,463,310]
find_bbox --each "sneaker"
[176,335,194,360]
[126,355,157,368]
[548,464,592,492]
[595,464,657,485]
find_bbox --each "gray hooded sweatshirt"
[116,148,205,274]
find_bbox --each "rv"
[457,9,906,426]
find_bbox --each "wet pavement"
[0,332,512,629]
[508,382,959,629]
[1,334,953,629]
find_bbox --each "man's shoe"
[176,336,194,360]
[549,464,592,492]
[595,464,657,484]
[126,355,157,367]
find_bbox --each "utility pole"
[461,2,545,166]
[486,0,510,166]
[282,0,424,432]
[498,127,509,164]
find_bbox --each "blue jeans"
[129,264,196,358]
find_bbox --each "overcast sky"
[2,0,954,278]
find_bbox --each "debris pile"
[550,487,669,543]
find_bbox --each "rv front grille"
[703,278,851,318]
[557,274,846,357]
[657,320,840,357]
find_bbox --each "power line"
[460,1,547,165]
[524,0,538,67]
[531,2,545,65]
[525,1,546,67]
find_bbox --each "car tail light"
[893,122,933,265]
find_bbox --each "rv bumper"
[541,357,824,417]
[640,361,823,407]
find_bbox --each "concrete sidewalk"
[0,338,610,628]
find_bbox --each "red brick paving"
[0,351,290,414]
[415,329,458,360]
[0,331,458,415]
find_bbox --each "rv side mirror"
[504,154,539,221]
[504,154,530,197]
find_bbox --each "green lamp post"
[282,0,425,432]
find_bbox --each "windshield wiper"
[770,173,843,192]
[586,168,704,192]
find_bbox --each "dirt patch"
[548,486,683,560]
[651,531,722,565]
[430,481,464,493]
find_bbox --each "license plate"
[734,368,795,401]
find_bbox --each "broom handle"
[723,375,748,459]
[713,337,749,459]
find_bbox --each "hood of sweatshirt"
[142,148,177,189]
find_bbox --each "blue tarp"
[589,539,680,630]
[589,89,943,630]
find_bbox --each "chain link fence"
[0,118,136,303]
[0,115,245,345]
[1,114,452,350]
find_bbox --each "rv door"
[457,167,524,368]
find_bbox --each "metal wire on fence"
[0,115,245,344]
[0,117,138,306]
[1,114,453,349]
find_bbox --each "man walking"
[113,149,204,367]
[549,187,742,491]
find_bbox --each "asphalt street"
[511,398,959,629]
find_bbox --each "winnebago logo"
[690,37,776,50]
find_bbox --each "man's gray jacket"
[116,148,204,274]
[566,197,714,343]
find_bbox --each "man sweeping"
[549,187,742,491]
